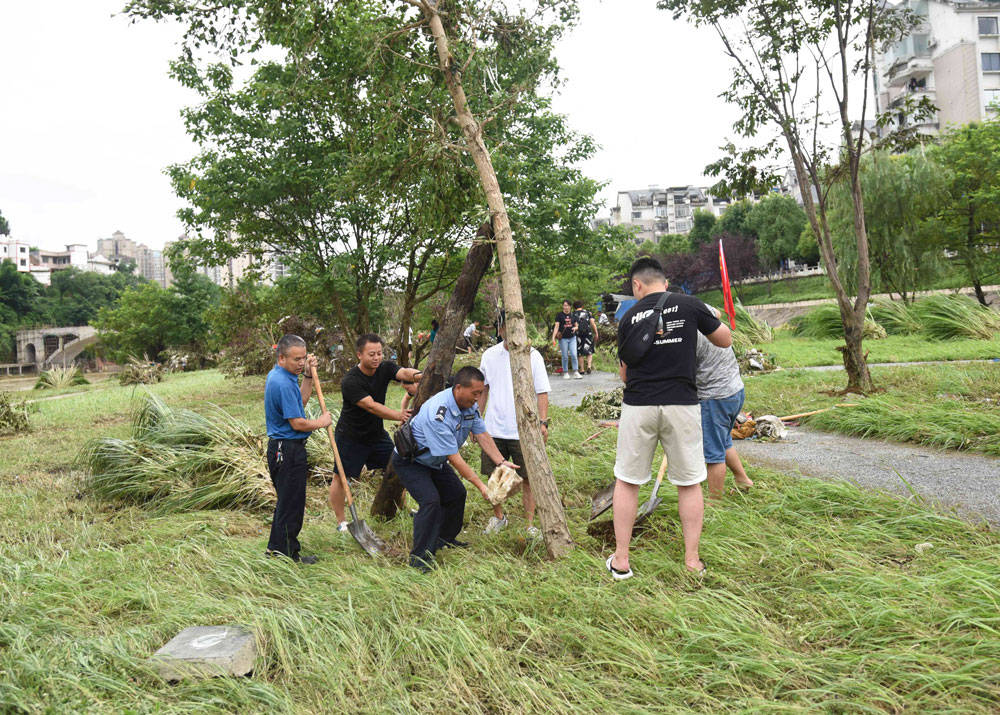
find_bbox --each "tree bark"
[370,229,495,519]
[421,2,573,558]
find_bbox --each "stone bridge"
[15,326,98,370]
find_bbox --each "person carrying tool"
[695,314,754,500]
[477,311,551,536]
[391,366,516,572]
[329,333,422,533]
[608,257,732,581]
[264,334,333,564]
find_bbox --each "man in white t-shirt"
[477,313,551,536]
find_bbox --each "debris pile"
[578,387,624,421]
[0,392,30,436]
[737,348,779,374]
[753,415,788,440]
[119,357,165,386]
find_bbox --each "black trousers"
[392,453,467,567]
[266,438,309,559]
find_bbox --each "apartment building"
[97,230,168,286]
[609,186,731,244]
[166,233,290,288]
[875,0,1000,136]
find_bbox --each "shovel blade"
[635,496,664,524]
[348,519,387,556]
[588,480,616,521]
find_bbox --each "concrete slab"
[151,625,256,681]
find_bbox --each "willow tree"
[659,0,925,392]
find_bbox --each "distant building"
[875,0,1000,137]
[165,233,291,288]
[1,237,32,272]
[97,230,168,286]
[609,185,731,244]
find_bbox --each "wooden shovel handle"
[653,454,668,486]
[311,364,355,508]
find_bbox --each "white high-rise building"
[875,0,1000,136]
[609,186,731,244]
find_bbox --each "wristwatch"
[539,419,549,427]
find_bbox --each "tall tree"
[688,209,717,250]
[929,121,1000,305]
[711,199,756,239]
[660,0,922,392]
[827,149,944,303]
[746,193,808,275]
[0,210,9,236]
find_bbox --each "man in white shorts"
[608,257,732,580]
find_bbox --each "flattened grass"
[1,370,998,712]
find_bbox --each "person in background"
[609,257,732,581]
[695,308,753,500]
[429,319,439,344]
[462,321,479,352]
[572,300,599,375]
[598,310,610,326]
[392,367,515,571]
[477,312,551,536]
[551,300,582,380]
[264,335,332,564]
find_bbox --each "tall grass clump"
[733,303,773,345]
[34,366,90,390]
[912,294,1000,340]
[792,304,886,340]
[869,299,922,335]
[79,394,274,513]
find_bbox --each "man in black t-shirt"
[572,300,599,374]
[605,257,732,582]
[329,333,422,532]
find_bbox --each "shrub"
[791,304,886,340]
[869,299,921,335]
[0,392,29,435]
[118,356,164,386]
[34,367,89,390]
[912,294,1000,340]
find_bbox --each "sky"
[0,0,738,252]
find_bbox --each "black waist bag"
[392,421,427,461]
[617,292,671,366]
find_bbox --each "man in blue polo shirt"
[264,334,332,564]
[391,366,516,571]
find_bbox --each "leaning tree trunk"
[421,2,573,558]
[370,228,495,520]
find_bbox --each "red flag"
[718,239,736,330]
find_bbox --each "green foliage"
[911,294,1000,340]
[869,299,921,336]
[796,224,821,264]
[791,305,886,340]
[34,367,89,390]
[577,386,623,421]
[827,150,945,300]
[687,210,716,250]
[0,209,9,236]
[0,391,29,435]
[928,120,1000,301]
[745,194,808,267]
[658,233,691,255]
[733,304,773,344]
[764,331,1000,368]
[711,200,756,239]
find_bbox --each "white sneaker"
[572,371,583,380]
[337,521,350,533]
[526,526,540,538]
[562,372,571,380]
[483,515,508,534]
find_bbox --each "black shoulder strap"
[652,291,670,333]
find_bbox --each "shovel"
[635,455,668,524]
[312,364,387,556]
[588,453,668,522]
[587,421,621,521]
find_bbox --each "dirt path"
[737,427,1000,527]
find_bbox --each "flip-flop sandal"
[606,554,634,581]
[686,560,707,576]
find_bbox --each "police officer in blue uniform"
[264,334,332,563]
[392,366,516,571]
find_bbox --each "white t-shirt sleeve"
[479,352,490,385]
[530,350,551,394]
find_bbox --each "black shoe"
[409,555,435,572]
[440,539,470,549]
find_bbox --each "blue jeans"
[700,388,745,463]
[558,337,578,372]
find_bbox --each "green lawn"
[1,370,998,712]
[766,331,1000,367]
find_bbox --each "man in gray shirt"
[696,310,753,499]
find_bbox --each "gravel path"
[547,370,622,408]
[737,427,1000,527]
[549,371,1000,528]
